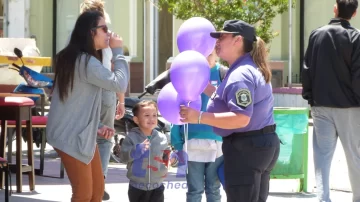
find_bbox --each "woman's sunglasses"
[92,25,108,33]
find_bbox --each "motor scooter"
[1,48,53,147]
[10,48,53,101]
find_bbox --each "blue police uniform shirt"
[206,53,275,137]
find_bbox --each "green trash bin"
[270,107,309,192]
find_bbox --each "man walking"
[302,0,360,201]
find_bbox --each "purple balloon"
[170,50,210,102]
[158,83,202,125]
[177,17,216,57]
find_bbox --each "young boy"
[120,100,173,202]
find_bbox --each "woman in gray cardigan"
[46,11,129,202]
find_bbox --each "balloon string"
[184,122,188,175]
[184,101,190,174]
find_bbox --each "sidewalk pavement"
[0,160,353,202]
[0,125,354,202]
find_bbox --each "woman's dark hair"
[53,11,103,102]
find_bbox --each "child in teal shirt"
[171,50,224,202]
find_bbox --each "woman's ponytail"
[251,37,272,83]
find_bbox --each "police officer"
[179,19,280,202]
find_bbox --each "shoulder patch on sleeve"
[235,89,252,107]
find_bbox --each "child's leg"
[204,155,223,202]
[98,91,117,178]
[149,184,165,202]
[186,161,206,201]
[128,184,152,202]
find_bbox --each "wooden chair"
[6,116,64,179]
[0,93,63,179]
[0,97,35,193]
[0,157,10,202]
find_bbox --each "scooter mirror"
[14,48,25,67]
[14,48,23,58]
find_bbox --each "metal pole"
[154,0,159,78]
[300,0,305,82]
[149,2,154,81]
[143,1,147,90]
[52,0,57,58]
[3,0,9,37]
[288,0,292,86]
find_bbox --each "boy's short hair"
[80,0,105,16]
[132,100,158,117]
[337,0,358,19]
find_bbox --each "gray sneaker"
[102,189,110,201]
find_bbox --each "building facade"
[1,0,359,93]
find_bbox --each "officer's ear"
[352,10,357,18]
[233,35,243,47]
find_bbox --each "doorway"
[144,1,173,86]
[157,5,173,74]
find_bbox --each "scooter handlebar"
[144,70,170,95]
[134,70,171,99]
[12,63,21,70]
[138,91,147,99]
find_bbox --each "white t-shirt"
[185,139,223,162]
[102,47,112,71]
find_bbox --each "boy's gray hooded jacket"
[120,128,170,191]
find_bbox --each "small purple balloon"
[158,83,202,125]
[177,17,216,57]
[170,50,210,102]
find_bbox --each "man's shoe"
[102,190,110,201]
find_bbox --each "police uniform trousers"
[222,125,280,202]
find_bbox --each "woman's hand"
[109,32,123,49]
[203,83,216,97]
[97,125,115,139]
[115,93,125,120]
[179,105,200,123]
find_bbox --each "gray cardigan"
[46,48,129,164]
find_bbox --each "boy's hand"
[141,139,150,151]
[132,139,150,159]
[97,125,115,139]
[115,102,125,120]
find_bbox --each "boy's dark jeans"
[128,184,165,202]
